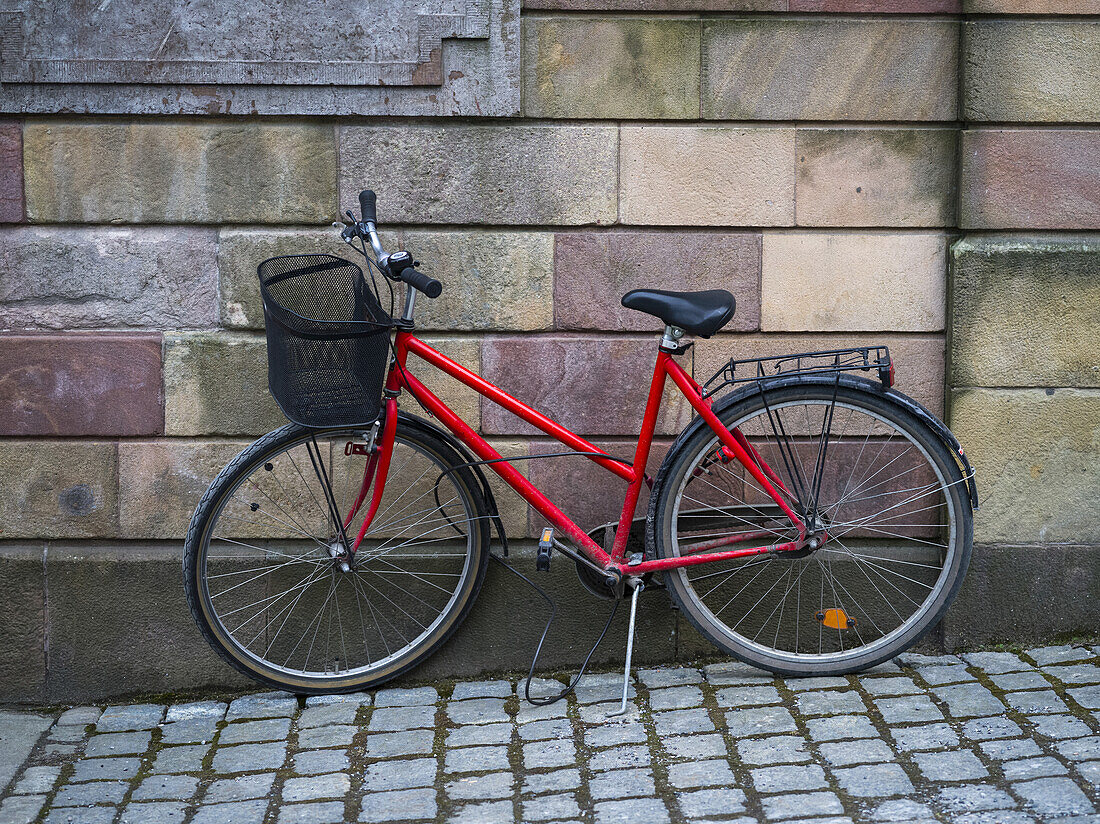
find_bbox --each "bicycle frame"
[351,329,809,577]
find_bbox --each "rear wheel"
[184,417,490,693]
[651,383,972,676]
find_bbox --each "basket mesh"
[258,254,393,428]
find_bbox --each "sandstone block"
[164,333,285,437]
[0,121,22,222]
[480,335,692,437]
[522,17,700,119]
[218,228,362,329]
[554,231,760,332]
[0,227,218,330]
[402,232,553,331]
[792,0,959,8]
[951,236,1100,389]
[481,439,533,539]
[960,130,1100,230]
[761,233,947,332]
[965,0,1100,9]
[702,20,957,121]
[0,333,163,436]
[0,442,117,539]
[24,122,336,224]
[620,127,794,226]
[524,0,783,9]
[118,441,250,540]
[694,333,946,415]
[0,546,46,703]
[339,126,618,225]
[404,335,483,431]
[527,439,672,534]
[796,130,956,228]
[950,389,1100,544]
[965,21,1100,123]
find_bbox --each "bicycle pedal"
[536,527,554,572]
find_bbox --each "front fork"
[335,396,400,559]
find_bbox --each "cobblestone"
[3,651,1099,824]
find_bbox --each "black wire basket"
[257,254,393,428]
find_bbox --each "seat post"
[660,325,685,352]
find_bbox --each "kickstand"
[608,579,644,718]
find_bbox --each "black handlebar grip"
[399,267,443,299]
[358,190,377,224]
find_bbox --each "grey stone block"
[762,792,844,820]
[373,687,438,707]
[877,694,944,724]
[653,708,714,736]
[523,739,576,771]
[963,651,1032,673]
[131,774,200,801]
[293,749,348,776]
[202,773,276,803]
[451,680,512,700]
[446,772,513,800]
[210,742,287,773]
[861,677,923,696]
[57,707,101,726]
[70,757,142,782]
[594,798,671,824]
[303,692,371,707]
[832,763,915,798]
[11,765,61,795]
[913,749,989,781]
[522,792,581,822]
[1004,690,1071,715]
[362,759,437,792]
[937,784,1017,813]
[788,676,850,692]
[159,718,219,745]
[589,745,651,772]
[444,744,509,773]
[716,686,783,707]
[666,733,728,761]
[737,736,811,765]
[218,718,291,744]
[164,701,226,723]
[963,717,1025,741]
[989,671,1051,691]
[368,706,436,732]
[191,799,268,824]
[523,768,580,795]
[1054,737,1100,762]
[1011,777,1095,816]
[445,698,509,725]
[638,667,703,688]
[282,773,350,802]
[917,664,975,686]
[890,723,959,752]
[0,794,46,824]
[277,801,346,824]
[667,759,737,789]
[932,683,1005,717]
[84,731,152,756]
[339,125,618,226]
[447,724,512,748]
[364,730,434,758]
[725,706,797,737]
[1043,664,1100,686]
[225,693,298,721]
[589,768,655,800]
[648,685,704,711]
[1028,645,1094,666]
[872,799,936,821]
[1002,757,1068,780]
[52,780,128,806]
[1069,685,1100,710]
[980,738,1043,761]
[118,803,188,824]
[43,808,116,824]
[818,738,895,766]
[151,744,210,774]
[446,800,512,824]
[797,690,865,716]
[751,763,828,794]
[1031,715,1093,740]
[358,788,436,823]
[704,660,772,685]
[806,715,879,742]
[679,788,747,819]
[297,725,355,750]
[96,704,165,732]
[519,718,572,741]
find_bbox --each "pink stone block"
[554,231,761,333]
[0,334,164,436]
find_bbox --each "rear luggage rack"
[702,346,893,399]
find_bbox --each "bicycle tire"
[650,381,973,676]
[183,417,490,693]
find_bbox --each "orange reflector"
[815,608,856,630]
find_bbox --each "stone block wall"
[0,0,1097,700]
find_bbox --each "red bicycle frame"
[350,330,809,577]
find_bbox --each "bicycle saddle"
[620,289,736,338]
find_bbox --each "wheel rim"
[196,427,480,682]
[669,396,961,666]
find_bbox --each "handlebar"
[338,189,444,300]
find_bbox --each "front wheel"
[183,416,490,693]
[651,382,973,676]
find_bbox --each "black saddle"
[621,289,736,338]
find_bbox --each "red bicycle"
[184,190,976,696]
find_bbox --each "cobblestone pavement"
[2,645,1099,824]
